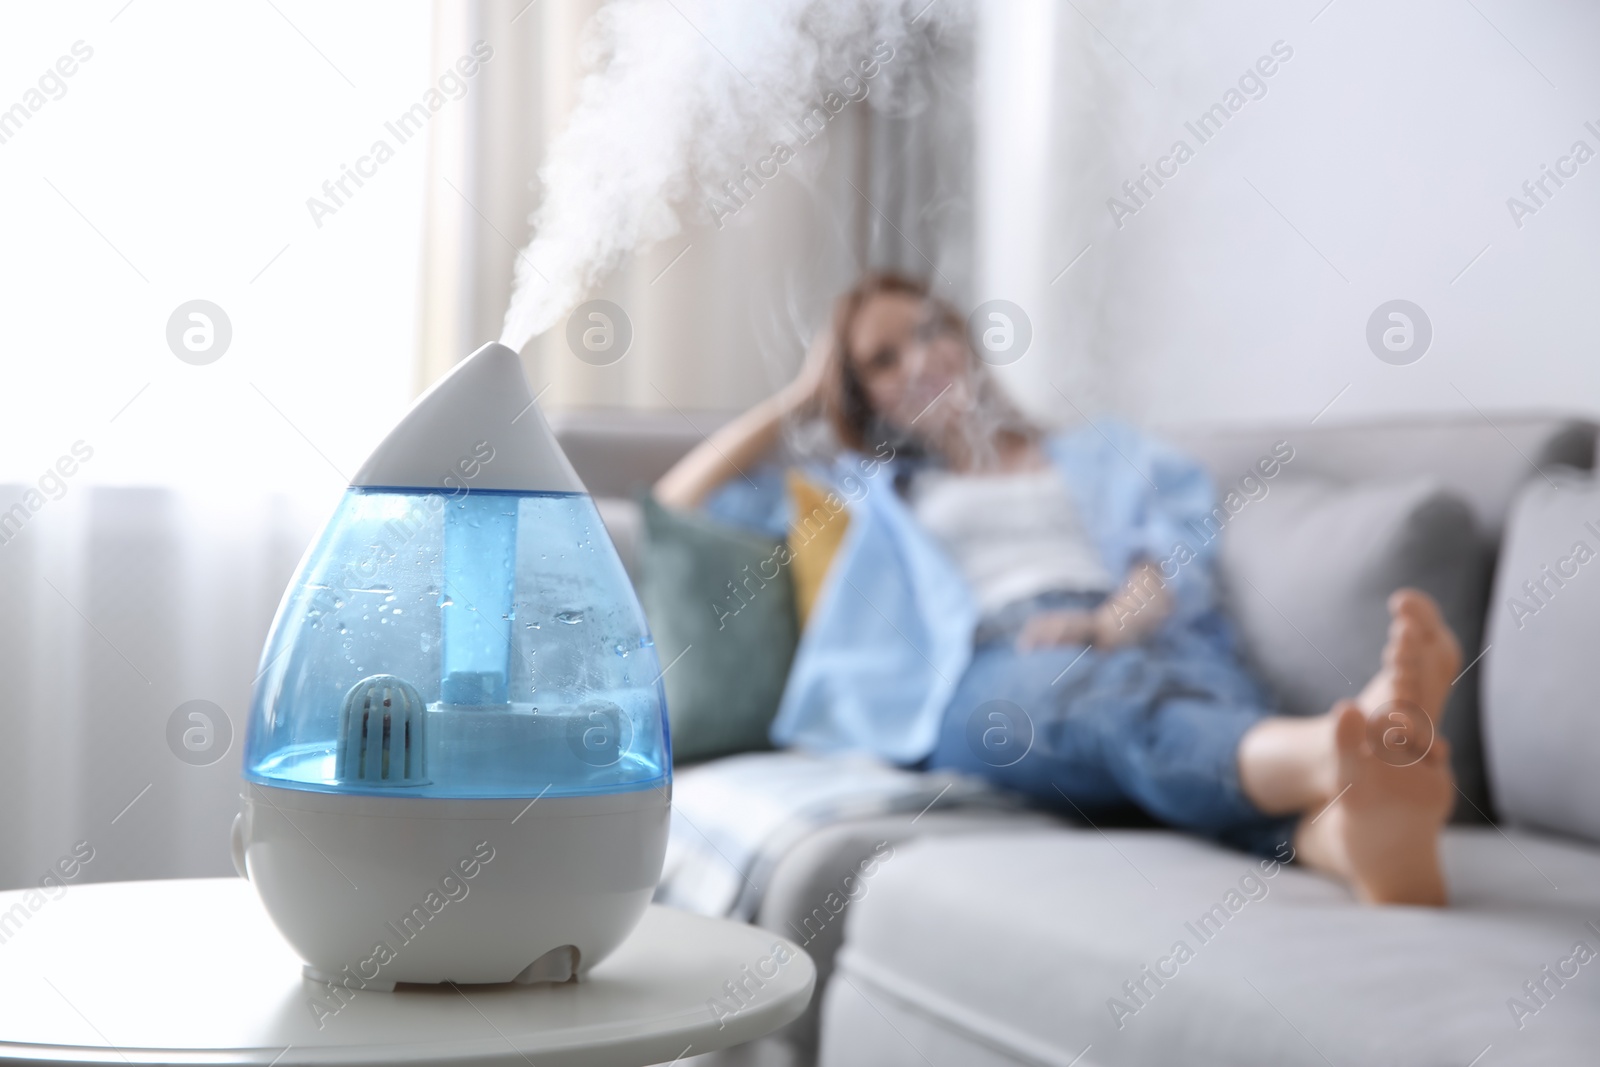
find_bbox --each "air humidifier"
[232,342,671,990]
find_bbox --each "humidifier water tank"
[233,342,671,991]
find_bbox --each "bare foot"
[1356,589,1462,763]
[1295,702,1454,905]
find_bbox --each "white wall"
[979,0,1600,429]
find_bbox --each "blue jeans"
[927,593,1297,856]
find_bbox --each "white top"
[911,465,1113,617]
[353,342,584,494]
[0,879,813,1066]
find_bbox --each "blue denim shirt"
[703,419,1233,764]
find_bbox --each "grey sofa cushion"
[820,828,1600,1067]
[1217,476,1491,819]
[752,808,1065,1062]
[1483,470,1600,844]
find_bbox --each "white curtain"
[0,487,327,889]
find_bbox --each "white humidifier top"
[353,342,584,494]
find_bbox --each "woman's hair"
[819,271,1038,458]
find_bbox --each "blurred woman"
[656,273,1461,905]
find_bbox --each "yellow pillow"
[786,471,851,626]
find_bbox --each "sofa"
[550,408,1600,1067]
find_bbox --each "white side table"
[0,878,812,1066]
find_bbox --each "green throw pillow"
[639,495,799,764]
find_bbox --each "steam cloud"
[499,0,964,352]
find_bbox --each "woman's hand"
[1015,610,1098,651]
[1014,562,1174,652]
[1087,605,1144,650]
[1090,561,1172,649]
[1014,606,1149,651]
[776,330,833,417]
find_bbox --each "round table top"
[0,878,813,1066]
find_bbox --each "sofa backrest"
[1159,414,1595,538]
[550,408,731,500]
[555,408,1597,533]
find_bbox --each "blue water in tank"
[243,487,670,798]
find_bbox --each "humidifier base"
[234,782,669,987]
